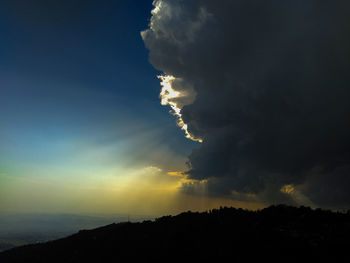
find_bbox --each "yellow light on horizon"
[280,184,295,194]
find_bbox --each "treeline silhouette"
[1,205,350,262]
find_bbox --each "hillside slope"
[1,205,350,262]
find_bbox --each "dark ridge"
[1,205,350,262]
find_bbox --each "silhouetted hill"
[0,212,152,252]
[1,205,350,262]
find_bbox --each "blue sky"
[0,1,209,215]
[0,0,197,168]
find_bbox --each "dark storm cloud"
[142,0,350,208]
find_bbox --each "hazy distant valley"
[0,213,153,252]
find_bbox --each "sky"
[1,0,350,216]
[0,0,261,216]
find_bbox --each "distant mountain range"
[1,205,350,262]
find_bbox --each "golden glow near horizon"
[159,75,202,142]
[280,184,295,194]
[0,165,264,216]
[279,184,315,208]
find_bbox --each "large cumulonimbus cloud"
[142,0,350,208]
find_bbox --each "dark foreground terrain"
[1,205,350,262]
[0,213,151,253]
